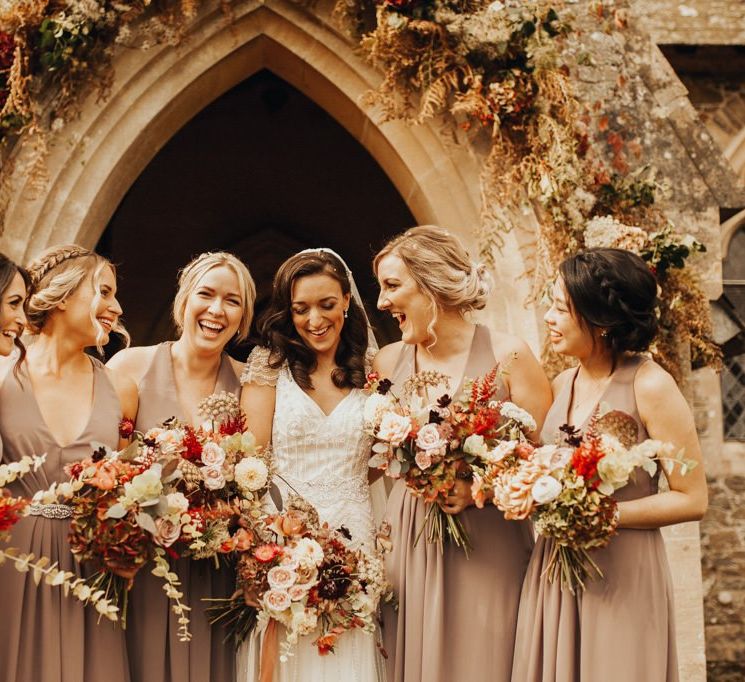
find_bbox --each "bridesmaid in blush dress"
[108,251,256,682]
[0,245,137,682]
[373,226,552,682]
[511,248,708,682]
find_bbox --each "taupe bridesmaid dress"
[511,354,678,682]
[381,325,534,682]
[0,358,131,682]
[125,342,239,682]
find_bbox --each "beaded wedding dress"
[237,349,386,682]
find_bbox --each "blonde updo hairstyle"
[26,244,130,352]
[374,225,491,344]
[172,252,256,343]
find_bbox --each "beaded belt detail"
[28,502,74,519]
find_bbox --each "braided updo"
[559,248,658,356]
[26,244,129,350]
[374,225,491,315]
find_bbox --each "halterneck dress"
[125,342,240,682]
[511,354,678,682]
[237,346,385,682]
[0,358,131,682]
[381,325,534,682]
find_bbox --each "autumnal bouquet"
[488,411,696,593]
[364,369,536,553]
[0,453,120,620]
[208,495,389,665]
[140,391,274,561]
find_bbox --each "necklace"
[571,367,613,415]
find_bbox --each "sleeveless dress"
[237,346,385,682]
[0,358,131,682]
[381,325,534,682]
[125,342,239,682]
[511,354,679,682]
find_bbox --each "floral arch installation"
[0,0,540,343]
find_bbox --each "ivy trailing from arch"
[0,0,722,380]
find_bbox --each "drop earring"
[344,309,349,319]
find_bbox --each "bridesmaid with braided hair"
[0,244,137,681]
[511,248,708,682]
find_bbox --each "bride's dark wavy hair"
[258,251,369,390]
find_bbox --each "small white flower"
[202,465,226,491]
[463,434,488,457]
[500,402,537,432]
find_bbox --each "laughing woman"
[0,245,137,682]
[0,253,30,361]
[108,251,256,682]
[511,248,707,682]
[374,226,552,682]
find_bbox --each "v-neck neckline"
[565,364,615,430]
[26,356,97,450]
[166,342,225,428]
[289,373,355,419]
[413,324,479,399]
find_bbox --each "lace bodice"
[272,363,375,550]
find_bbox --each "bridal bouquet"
[0,454,120,620]
[364,368,536,552]
[208,495,388,663]
[488,411,696,593]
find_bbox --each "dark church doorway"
[97,69,415,358]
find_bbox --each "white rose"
[166,492,189,515]
[463,434,488,457]
[202,465,226,491]
[293,537,324,566]
[377,412,412,446]
[415,423,447,453]
[234,456,269,493]
[531,476,563,504]
[201,442,226,467]
[122,464,163,504]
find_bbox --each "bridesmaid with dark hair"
[512,247,708,682]
[108,251,256,682]
[0,244,137,682]
[374,225,552,682]
[0,252,30,362]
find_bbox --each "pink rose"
[415,423,447,455]
[288,584,309,601]
[153,517,182,547]
[377,413,412,446]
[264,589,291,612]
[202,465,226,491]
[268,566,297,590]
[415,450,433,470]
[200,442,226,467]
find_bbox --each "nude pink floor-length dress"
[125,342,239,682]
[511,355,679,682]
[382,325,534,682]
[0,358,131,682]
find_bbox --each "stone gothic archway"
[1,0,542,345]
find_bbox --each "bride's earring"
[343,308,349,319]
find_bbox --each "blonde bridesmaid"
[374,226,552,682]
[108,251,255,682]
[0,245,136,682]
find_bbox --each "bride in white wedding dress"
[238,248,386,682]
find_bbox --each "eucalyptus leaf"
[135,511,158,535]
[105,503,127,519]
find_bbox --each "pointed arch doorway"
[96,69,414,353]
